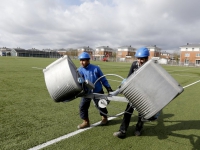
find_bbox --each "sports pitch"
[1,57,200,150]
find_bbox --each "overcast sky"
[0,0,200,51]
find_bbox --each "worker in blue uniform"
[77,52,113,129]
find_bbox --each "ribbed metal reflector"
[43,55,83,102]
[120,59,184,119]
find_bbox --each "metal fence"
[5,53,200,67]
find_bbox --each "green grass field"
[1,57,200,150]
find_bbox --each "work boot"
[135,130,142,136]
[77,119,90,129]
[113,131,126,138]
[100,116,108,125]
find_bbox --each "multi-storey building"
[94,46,113,61]
[180,43,200,66]
[146,45,162,59]
[57,48,68,56]
[116,46,136,59]
[77,46,94,59]
[160,51,171,60]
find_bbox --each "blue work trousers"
[79,90,108,119]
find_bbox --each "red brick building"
[180,43,200,66]
[57,48,68,56]
[116,46,136,59]
[146,45,162,59]
[77,46,94,59]
[94,46,113,61]
[160,51,171,60]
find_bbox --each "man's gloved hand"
[105,87,113,105]
[106,87,113,93]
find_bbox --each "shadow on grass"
[100,111,200,149]
[155,113,200,150]
[125,111,200,150]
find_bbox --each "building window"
[196,53,200,57]
[196,60,200,65]
[184,59,189,65]
[185,53,190,57]
[118,52,122,55]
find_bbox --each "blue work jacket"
[78,64,110,93]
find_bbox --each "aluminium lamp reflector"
[43,55,83,102]
[119,59,184,119]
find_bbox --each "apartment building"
[94,46,114,61]
[116,46,136,59]
[180,43,200,66]
[146,45,162,59]
[77,46,94,59]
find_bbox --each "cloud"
[0,0,200,51]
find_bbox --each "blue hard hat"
[78,52,90,60]
[135,47,149,58]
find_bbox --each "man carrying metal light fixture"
[113,47,156,138]
[77,52,113,129]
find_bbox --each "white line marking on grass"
[28,112,124,150]
[170,74,200,78]
[166,68,196,72]
[183,79,200,89]
[168,69,192,73]
[107,79,122,83]
[32,67,43,70]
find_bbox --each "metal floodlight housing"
[43,55,83,102]
[119,59,184,119]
